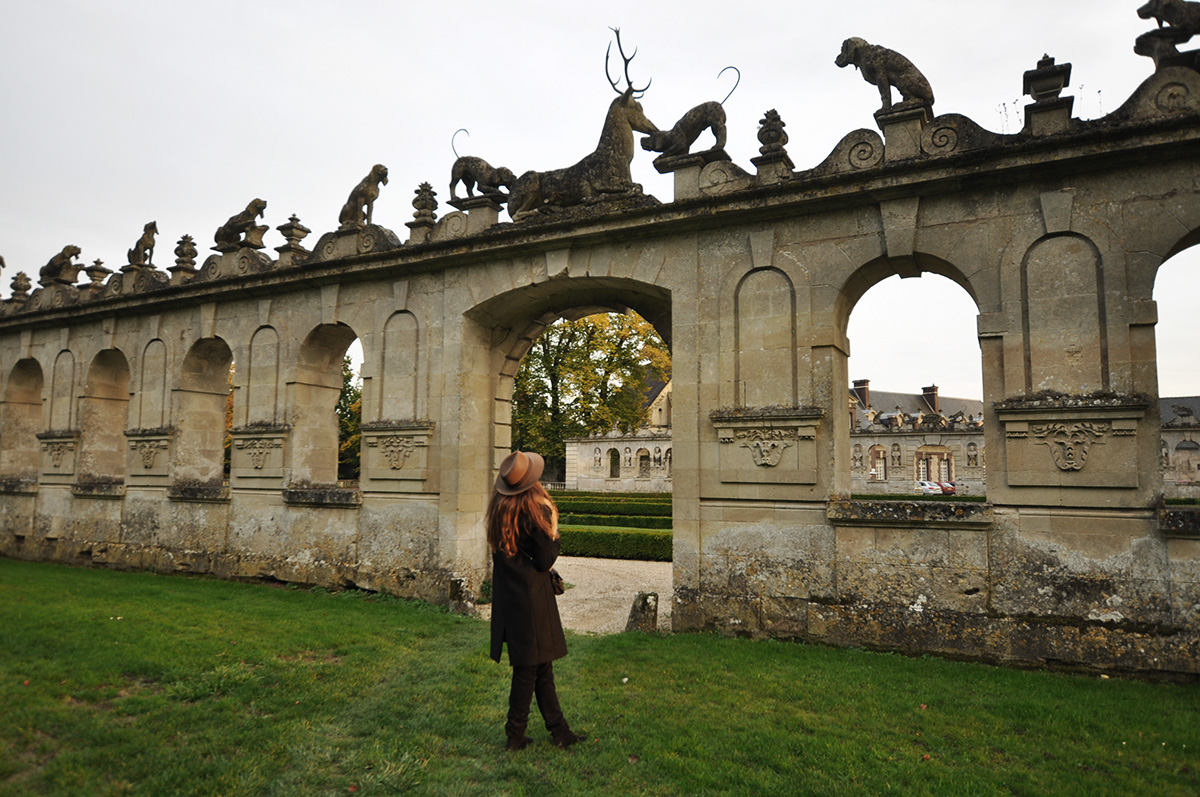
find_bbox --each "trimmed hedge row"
[558,525,671,562]
[553,498,672,517]
[559,513,672,529]
[551,490,672,503]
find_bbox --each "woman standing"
[487,450,586,751]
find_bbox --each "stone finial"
[213,198,269,252]
[1024,54,1071,103]
[168,235,199,285]
[338,165,389,230]
[751,109,794,184]
[407,182,438,243]
[10,271,31,301]
[757,109,788,156]
[1023,54,1074,136]
[126,221,158,268]
[174,235,198,269]
[835,37,935,114]
[38,245,83,287]
[274,214,312,266]
[85,258,112,287]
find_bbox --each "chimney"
[922,384,940,413]
[852,379,871,408]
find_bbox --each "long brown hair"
[486,481,558,557]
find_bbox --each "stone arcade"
[2,19,1200,675]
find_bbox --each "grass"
[2,557,1198,796]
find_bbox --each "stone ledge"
[1159,507,1200,537]
[167,485,231,503]
[282,488,362,508]
[71,481,126,499]
[827,499,993,528]
[0,479,38,495]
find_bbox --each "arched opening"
[843,262,982,497]
[1154,244,1200,501]
[78,349,131,485]
[1,359,44,486]
[290,323,358,488]
[466,275,673,630]
[175,337,234,487]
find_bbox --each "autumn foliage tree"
[512,312,670,479]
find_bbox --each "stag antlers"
[605,27,651,96]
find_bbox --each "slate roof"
[1162,396,1200,426]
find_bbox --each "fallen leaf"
[628,755,639,764]
[922,754,931,761]
[23,680,29,686]
[920,704,927,710]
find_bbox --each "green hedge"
[553,498,672,517]
[559,525,671,561]
[559,513,672,529]
[551,490,671,503]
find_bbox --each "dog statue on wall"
[640,100,727,158]
[338,164,389,229]
[835,37,934,112]
[449,157,516,201]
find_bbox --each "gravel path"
[477,556,673,635]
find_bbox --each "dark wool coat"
[489,526,568,667]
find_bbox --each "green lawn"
[1,557,1197,795]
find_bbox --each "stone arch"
[835,253,982,337]
[608,447,621,478]
[288,322,358,487]
[464,275,670,470]
[78,348,131,483]
[174,337,233,486]
[135,339,169,430]
[1,359,45,485]
[1020,233,1108,395]
[380,310,420,421]
[637,447,651,478]
[246,326,280,425]
[734,267,796,407]
[915,443,953,483]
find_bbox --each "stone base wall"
[0,488,467,607]
[674,502,1200,677]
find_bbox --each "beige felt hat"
[495,450,545,495]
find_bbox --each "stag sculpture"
[508,28,659,220]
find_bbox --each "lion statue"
[214,198,268,249]
[39,245,83,287]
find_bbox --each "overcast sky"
[1,0,1194,399]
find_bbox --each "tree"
[512,312,670,478]
[336,355,362,482]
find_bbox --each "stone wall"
[1,56,1200,675]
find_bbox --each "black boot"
[552,728,587,749]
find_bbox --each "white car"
[916,480,943,495]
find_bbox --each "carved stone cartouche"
[213,199,268,252]
[338,164,388,230]
[835,37,934,112]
